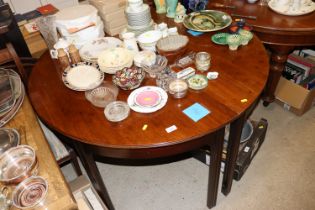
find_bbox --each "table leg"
[207,127,224,208]
[74,142,115,210]
[262,45,295,106]
[221,114,246,196]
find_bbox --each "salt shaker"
[68,44,81,64]
[57,48,70,71]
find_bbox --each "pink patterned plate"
[135,90,162,108]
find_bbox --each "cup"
[195,52,211,71]
[49,38,70,59]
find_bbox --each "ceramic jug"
[122,32,139,53]
[166,0,178,18]
[154,0,167,13]
[50,38,71,59]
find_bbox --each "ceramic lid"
[55,5,97,21]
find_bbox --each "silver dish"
[0,128,20,155]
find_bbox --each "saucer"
[268,0,315,16]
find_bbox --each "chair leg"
[6,42,28,84]
[69,147,83,176]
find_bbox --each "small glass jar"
[195,52,211,72]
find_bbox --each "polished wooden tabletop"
[28,40,268,158]
[209,0,315,105]
[2,96,77,210]
[28,11,269,209]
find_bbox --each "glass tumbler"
[195,52,211,72]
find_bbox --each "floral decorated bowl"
[112,67,145,90]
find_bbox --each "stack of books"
[89,0,127,36]
[283,53,315,88]
[15,4,58,33]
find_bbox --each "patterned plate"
[62,62,104,91]
[127,86,168,113]
[183,10,232,32]
[79,37,123,63]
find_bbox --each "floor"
[62,101,315,210]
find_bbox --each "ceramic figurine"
[154,0,167,13]
[166,0,178,18]
[174,3,186,23]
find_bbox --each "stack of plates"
[97,48,134,74]
[79,37,123,63]
[0,69,25,127]
[55,5,105,48]
[125,3,154,36]
[127,86,168,113]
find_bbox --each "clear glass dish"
[104,101,130,122]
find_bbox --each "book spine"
[287,59,310,80]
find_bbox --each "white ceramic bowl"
[137,30,162,51]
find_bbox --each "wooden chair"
[0,3,82,177]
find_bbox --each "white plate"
[127,86,168,113]
[62,62,104,91]
[268,0,315,16]
[79,37,123,62]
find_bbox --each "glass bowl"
[0,145,38,185]
[168,78,188,98]
[187,74,208,90]
[142,55,168,78]
[112,67,145,90]
[104,101,130,122]
[12,176,48,209]
[85,81,119,108]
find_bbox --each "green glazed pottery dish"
[211,33,229,45]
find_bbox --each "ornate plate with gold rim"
[183,10,232,32]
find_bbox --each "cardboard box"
[104,16,127,28]
[89,0,127,14]
[69,175,108,210]
[104,24,126,36]
[275,77,315,116]
[99,8,125,22]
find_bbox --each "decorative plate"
[127,86,168,113]
[211,33,229,45]
[79,37,123,63]
[62,62,104,91]
[268,0,315,16]
[183,10,232,32]
[187,74,208,90]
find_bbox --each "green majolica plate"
[183,10,232,32]
[211,33,229,45]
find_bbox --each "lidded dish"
[97,47,134,74]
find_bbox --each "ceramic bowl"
[97,48,134,74]
[137,30,162,51]
[168,78,188,98]
[141,55,168,78]
[85,81,119,108]
[187,74,208,90]
[0,145,38,185]
[157,35,189,63]
[112,67,145,90]
[12,176,48,209]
